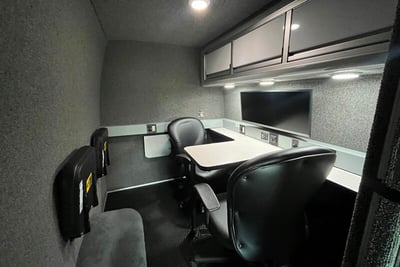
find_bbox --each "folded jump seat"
[91,128,111,178]
[55,145,147,267]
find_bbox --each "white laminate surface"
[185,128,362,192]
[185,128,280,169]
[326,167,361,192]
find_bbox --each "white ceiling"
[91,0,274,47]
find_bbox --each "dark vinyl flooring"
[105,180,249,267]
[105,180,189,267]
[105,179,355,267]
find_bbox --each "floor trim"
[106,177,181,194]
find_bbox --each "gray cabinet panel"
[233,15,285,68]
[290,0,397,53]
[205,43,231,75]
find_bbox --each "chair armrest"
[194,183,220,212]
[176,153,191,165]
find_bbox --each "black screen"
[241,90,311,136]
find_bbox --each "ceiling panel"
[92,0,273,47]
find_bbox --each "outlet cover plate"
[269,133,279,146]
[147,124,157,133]
[261,131,269,141]
[292,139,299,148]
[239,125,246,135]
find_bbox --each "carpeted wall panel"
[100,40,225,126]
[224,75,381,152]
[342,1,400,266]
[0,1,106,266]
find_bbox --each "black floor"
[105,180,247,267]
[105,180,190,267]
[105,180,355,267]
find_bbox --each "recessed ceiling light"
[291,24,300,30]
[224,83,235,89]
[189,0,210,10]
[331,72,360,80]
[259,81,275,86]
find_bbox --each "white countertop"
[185,128,361,192]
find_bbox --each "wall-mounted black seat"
[91,128,110,178]
[167,117,229,189]
[55,144,146,267]
[193,146,336,265]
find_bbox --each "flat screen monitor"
[241,90,311,136]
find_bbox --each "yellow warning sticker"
[86,172,93,193]
[103,141,107,151]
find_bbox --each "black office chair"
[167,117,230,190]
[193,146,336,266]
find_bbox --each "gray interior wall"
[100,40,224,125]
[100,41,224,190]
[0,1,106,266]
[224,74,382,152]
[106,136,180,191]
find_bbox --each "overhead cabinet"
[201,0,397,86]
[204,43,231,77]
[289,0,397,60]
[232,15,285,70]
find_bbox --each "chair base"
[188,234,241,266]
[185,233,294,267]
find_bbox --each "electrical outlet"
[260,131,269,141]
[269,133,279,146]
[292,139,299,148]
[239,125,246,134]
[147,124,157,133]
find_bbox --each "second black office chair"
[192,146,336,266]
[167,117,230,190]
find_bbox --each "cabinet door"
[233,15,285,68]
[289,0,397,54]
[204,43,231,75]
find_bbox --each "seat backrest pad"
[167,117,206,154]
[227,146,336,263]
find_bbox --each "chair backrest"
[227,146,336,263]
[90,128,110,177]
[56,146,98,240]
[167,117,206,154]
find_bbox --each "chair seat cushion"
[76,208,147,267]
[208,193,232,249]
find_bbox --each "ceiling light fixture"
[259,80,275,86]
[291,23,300,30]
[189,0,210,10]
[331,72,360,80]
[224,83,235,89]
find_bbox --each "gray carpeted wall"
[342,1,400,265]
[0,1,106,266]
[224,74,382,152]
[100,40,224,190]
[100,40,224,125]
[106,136,179,191]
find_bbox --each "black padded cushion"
[168,117,230,184]
[225,146,336,263]
[90,128,110,177]
[168,117,206,154]
[77,209,147,267]
[208,193,233,249]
